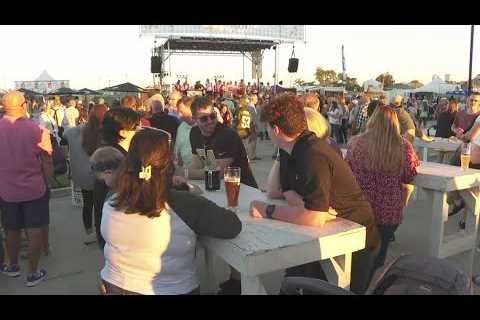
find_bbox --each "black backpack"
[281,254,473,295]
[371,254,473,295]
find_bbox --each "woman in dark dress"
[435,99,458,138]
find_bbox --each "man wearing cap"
[0,91,52,286]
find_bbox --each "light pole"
[468,25,475,95]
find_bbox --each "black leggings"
[81,190,94,231]
[374,224,399,268]
[93,179,109,251]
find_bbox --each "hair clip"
[139,165,152,181]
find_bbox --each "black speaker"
[288,58,299,73]
[151,56,162,74]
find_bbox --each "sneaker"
[217,279,241,295]
[3,264,21,277]
[84,233,97,245]
[26,269,47,287]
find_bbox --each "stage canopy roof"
[160,37,277,53]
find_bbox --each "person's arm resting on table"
[251,155,335,227]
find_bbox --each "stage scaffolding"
[152,36,279,91]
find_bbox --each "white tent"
[35,70,55,82]
[413,78,456,94]
[363,79,382,91]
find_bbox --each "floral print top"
[345,136,420,226]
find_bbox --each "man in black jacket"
[149,100,180,146]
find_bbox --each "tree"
[294,78,305,86]
[408,80,424,89]
[337,73,362,91]
[375,72,395,88]
[315,67,338,86]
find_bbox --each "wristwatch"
[265,204,276,219]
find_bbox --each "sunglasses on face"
[197,112,217,123]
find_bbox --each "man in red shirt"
[0,91,52,287]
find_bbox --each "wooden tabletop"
[193,181,366,276]
[412,161,480,192]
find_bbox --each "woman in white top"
[38,99,60,141]
[100,127,242,295]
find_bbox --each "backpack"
[371,254,473,295]
[235,107,252,139]
[281,254,473,295]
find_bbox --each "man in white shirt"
[174,96,195,170]
[51,96,65,129]
[63,99,79,129]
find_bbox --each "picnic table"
[193,181,367,295]
[413,137,462,163]
[401,161,480,276]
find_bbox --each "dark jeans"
[330,124,342,145]
[284,248,377,295]
[340,119,348,144]
[93,179,109,251]
[374,224,399,268]
[81,190,94,231]
[0,208,4,264]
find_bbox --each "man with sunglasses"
[188,96,257,294]
[188,96,258,189]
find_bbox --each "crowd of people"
[1,80,480,293]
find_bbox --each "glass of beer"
[224,167,241,212]
[460,143,471,170]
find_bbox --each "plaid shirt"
[355,104,370,133]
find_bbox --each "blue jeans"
[330,124,342,144]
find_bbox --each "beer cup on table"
[460,142,471,170]
[224,167,241,212]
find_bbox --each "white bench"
[413,137,461,163]
[400,162,480,276]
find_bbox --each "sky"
[0,25,478,90]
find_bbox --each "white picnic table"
[413,137,462,162]
[402,161,480,276]
[193,181,367,295]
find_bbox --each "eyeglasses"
[197,112,217,123]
